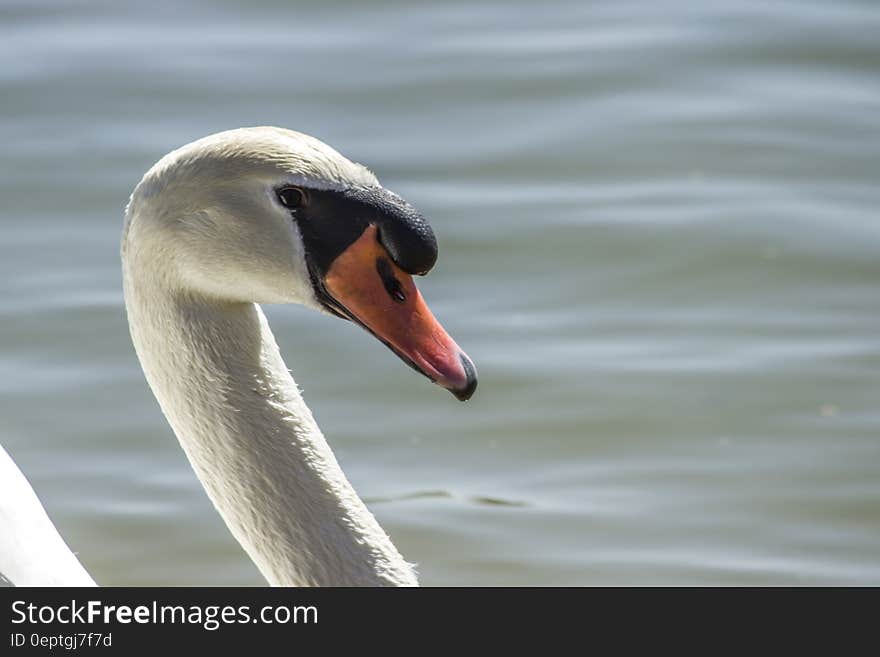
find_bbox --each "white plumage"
[2,128,427,586]
[0,444,95,586]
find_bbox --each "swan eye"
[277,186,306,209]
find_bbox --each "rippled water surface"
[2,0,879,584]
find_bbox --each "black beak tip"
[450,353,478,402]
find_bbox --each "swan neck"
[123,276,416,586]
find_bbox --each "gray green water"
[1,0,879,585]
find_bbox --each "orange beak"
[322,225,477,401]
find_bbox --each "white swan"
[0,127,477,587]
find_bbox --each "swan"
[0,127,477,587]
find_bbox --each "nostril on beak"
[375,257,407,303]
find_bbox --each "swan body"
[1,127,476,586]
[0,445,95,586]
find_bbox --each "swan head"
[124,127,477,400]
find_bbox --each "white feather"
[1,127,418,586]
[0,445,95,586]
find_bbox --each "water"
[1,0,879,585]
